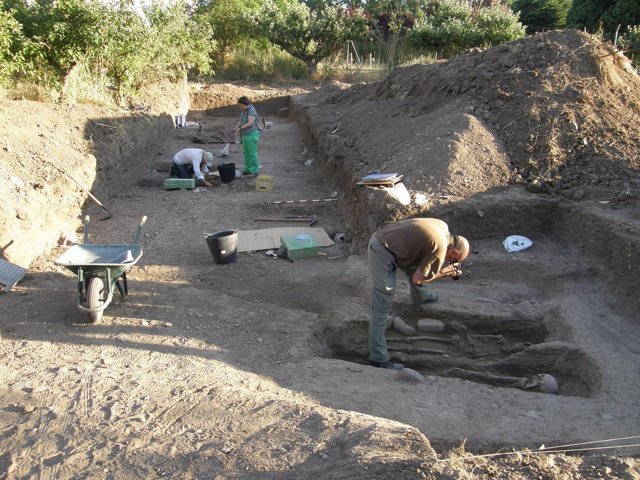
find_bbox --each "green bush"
[2,0,213,103]
[0,10,27,86]
[409,0,525,57]
[221,43,307,81]
[271,54,308,81]
[620,25,640,68]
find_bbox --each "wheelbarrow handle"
[134,215,147,244]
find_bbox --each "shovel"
[44,147,113,220]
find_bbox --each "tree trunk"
[306,61,318,78]
[60,62,81,103]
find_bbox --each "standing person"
[170,148,214,187]
[234,96,260,176]
[367,218,470,370]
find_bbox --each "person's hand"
[438,264,454,276]
[412,269,428,285]
[197,179,213,188]
[438,263,460,278]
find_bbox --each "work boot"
[369,360,404,370]
[420,292,439,304]
[389,315,416,336]
[413,293,439,312]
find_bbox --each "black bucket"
[218,162,236,183]
[205,230,238,264]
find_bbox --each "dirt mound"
[300,30,640,212]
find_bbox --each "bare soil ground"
[1,30,640,479]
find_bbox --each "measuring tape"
[273,198,338,204]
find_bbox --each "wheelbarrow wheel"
[87,277,105,323]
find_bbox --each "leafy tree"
[567,0,640,37]
[143,0,213,81]
[94,6,151,101]
[304,0,366,10]
[601,0,640,33]
[0,10,26,84]
[375,11,416,42]
[620,24,640,66]
[408,1,472,55]
[254,0,369,75]
[472,3,528,43]
[14,0,105,94]
[195,0,261,70]
[512,0,572,33]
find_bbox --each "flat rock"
[417,319,445,333]
[397,368,425,383]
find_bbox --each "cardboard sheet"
[237,227,334,252]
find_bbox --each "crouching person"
[170,148,214,187]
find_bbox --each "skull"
[525,373,559,394]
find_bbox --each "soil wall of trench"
[1,111,173,268]
[289,95,640,314]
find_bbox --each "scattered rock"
[616,186,634,202]
[417,319,445,332]
[397,368,425,383]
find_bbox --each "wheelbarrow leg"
[114,272,129,304]
[121,271,129,296]
[115,279,125,298]
[77,268,85,305]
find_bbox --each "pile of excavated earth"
[1,29,639,478]
[296,30,640,233]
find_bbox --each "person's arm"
[413,263,458,284]
[192,158,204,180]
[411,252,447,285]
[234,111,246,137]
[236,115,255,132]
[192,156,213,187]
[201,152,209,174]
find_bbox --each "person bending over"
[170,148,214,187]
[367,218,470,370]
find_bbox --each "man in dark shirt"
[367,218,470,370]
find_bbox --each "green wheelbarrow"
[55,215,147,323]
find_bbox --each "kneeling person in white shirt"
[170,148,214,187]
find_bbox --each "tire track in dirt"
[23,364,73,480]
[43,357,106,480]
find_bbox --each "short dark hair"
[237,96,251,106]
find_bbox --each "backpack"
[256,114,266,131]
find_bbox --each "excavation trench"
[289,90,637,403]
[2,84,640,466]
[315,197,612,399]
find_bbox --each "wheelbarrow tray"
[55,244,143,275]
